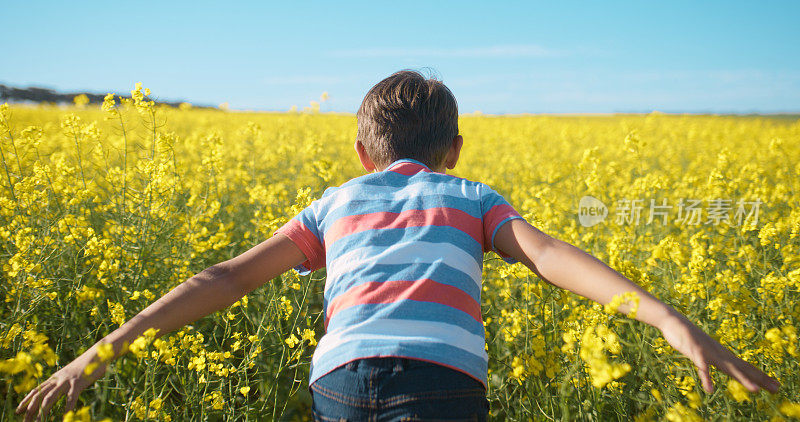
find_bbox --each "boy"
[17,70,780,421]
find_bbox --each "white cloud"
[326,44,558,59]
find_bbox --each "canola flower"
[0,90,798,420]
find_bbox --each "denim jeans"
[310,357,489,421]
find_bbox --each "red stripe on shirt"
[275,219,325,271]
[482,204,520,251]
[324,207,483,247]
[387,162,432,176]
[325,278,481,330]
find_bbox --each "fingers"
[760,371,781,393]
[38,382,68,421]
[21,382,56,422]
[742,359,780,393]
[16,381,49,414]
[65,381,80,412]
[734,358,780,393]
[714,351,781,394]
[16,387,37,412]
[715,353,758,391]
[691,337,780,396]
[695,360,714,394]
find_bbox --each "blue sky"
[2,1,799,113]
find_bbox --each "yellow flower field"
[1,86,799,420]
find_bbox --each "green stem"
[133,110,159,290]
[117,112,129,269]
[0,126,17,202]
[72,131,87,190]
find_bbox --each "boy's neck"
[375,159,447,174]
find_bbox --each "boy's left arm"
[494,218,780,394]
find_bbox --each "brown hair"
[356,69,459,169]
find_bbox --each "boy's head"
[355,70,462,172]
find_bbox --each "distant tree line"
[0,84,210,108]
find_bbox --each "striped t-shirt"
[275,158,524,388]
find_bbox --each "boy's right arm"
[16,233,306,422]
[493,218,780,395]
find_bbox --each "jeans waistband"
[344,357,433,372]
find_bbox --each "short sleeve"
[274,202,325,275]
[480,184,525,264]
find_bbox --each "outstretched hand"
[15,354,107,422]
[658,312,780,394]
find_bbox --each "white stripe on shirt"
[324,241,482,294]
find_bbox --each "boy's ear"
[354,140,377,172]
[444,135,463,170]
